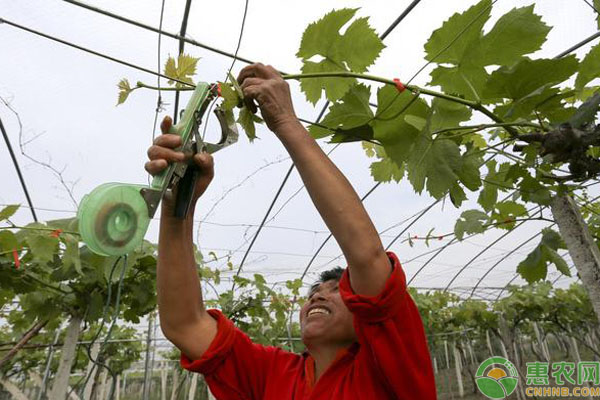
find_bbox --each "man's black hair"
[309,266,344,295]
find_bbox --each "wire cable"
[467,230,545,299]
[554,31,600,59]
[73,256,121,397]
[0,18,194,88]
[149,0,168,188]
[173,0,194,125]
[0,115,38,222]
[61,0,256,65]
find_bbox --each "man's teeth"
[308,307,330,316]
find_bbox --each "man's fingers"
[147,145,185,162]
[145,159,168,175]
[237,63,279,84]
[237,64,259,84]
[240,77,264,90]
[242,85,262,113]
[160,115,173,135]
[193,153,214,174]
[153,134,182,148]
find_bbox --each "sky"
[1,0,598,303]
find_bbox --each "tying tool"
[77,82,239,256]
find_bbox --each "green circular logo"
[475,357,519,399]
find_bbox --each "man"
[145,63,436,399]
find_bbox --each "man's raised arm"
[238,64,391,297]
[146,116,217,360]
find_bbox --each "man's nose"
[309,292,327,304]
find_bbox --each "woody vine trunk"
[551,193,600,325]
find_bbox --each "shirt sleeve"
[180,309,289,400]
[339,251,437,399]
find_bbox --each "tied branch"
[514,123,600,181]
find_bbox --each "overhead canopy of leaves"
[426,2,552,102]
[297,8,384,104]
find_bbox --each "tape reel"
[78,183,151,256]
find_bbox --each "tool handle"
[151,82,211,191]
[174,164,198,219]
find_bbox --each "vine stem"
[136,83,193,91]
[432,122,544,136]
[282,71,479,108]
[282,71,521,137]
[0,226,79,235]
[137,70,523,136]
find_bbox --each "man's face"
[299,280,357,347]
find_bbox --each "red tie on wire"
[12,249,20,269]
[393,78,406,93]
[50,229,63,238]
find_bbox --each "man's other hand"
[237,63,299,134]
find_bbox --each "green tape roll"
[78,183,151,256]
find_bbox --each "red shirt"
[181,252,436,399]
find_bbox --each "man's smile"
[307,305,332,318]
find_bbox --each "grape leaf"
[576,44,600,91]
[340,17,386,72]
[407,129,463,199]
[519,174,552,206]
[370,158,404,183]
[540,228,565,250]
[116,79,133,106]
[477,161,515,211]
[297,8,358,60]
[430,98,472,132]
[329,125,374,143]
[371,86,429,165]
[449,182,468,208]
[0,204,19,221]
[454,210,488,240]
[429,64,488,101]
[164,54,199,87]
[237,107,263,142]
[490,201,527,229]
[63,234,82,275]
[297,8,384,104]
[219,81,239,111]
[300,60,356,105]
[47,217,79,233]
[517,228,569,283]
[0,231,17,252]
[484,56,578,101]
[471,5,550,66]
[456,149,482,191]
[309,84,373,139]
[516,246,546,284]
[569,91,600,129]
[25,229,59,263]
[595,0,600,29]
[545,247,570,276]
[424,0,491,64]
[493,85,559,121]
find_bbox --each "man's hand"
[237,63,299,134]
[145,116,215,210]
